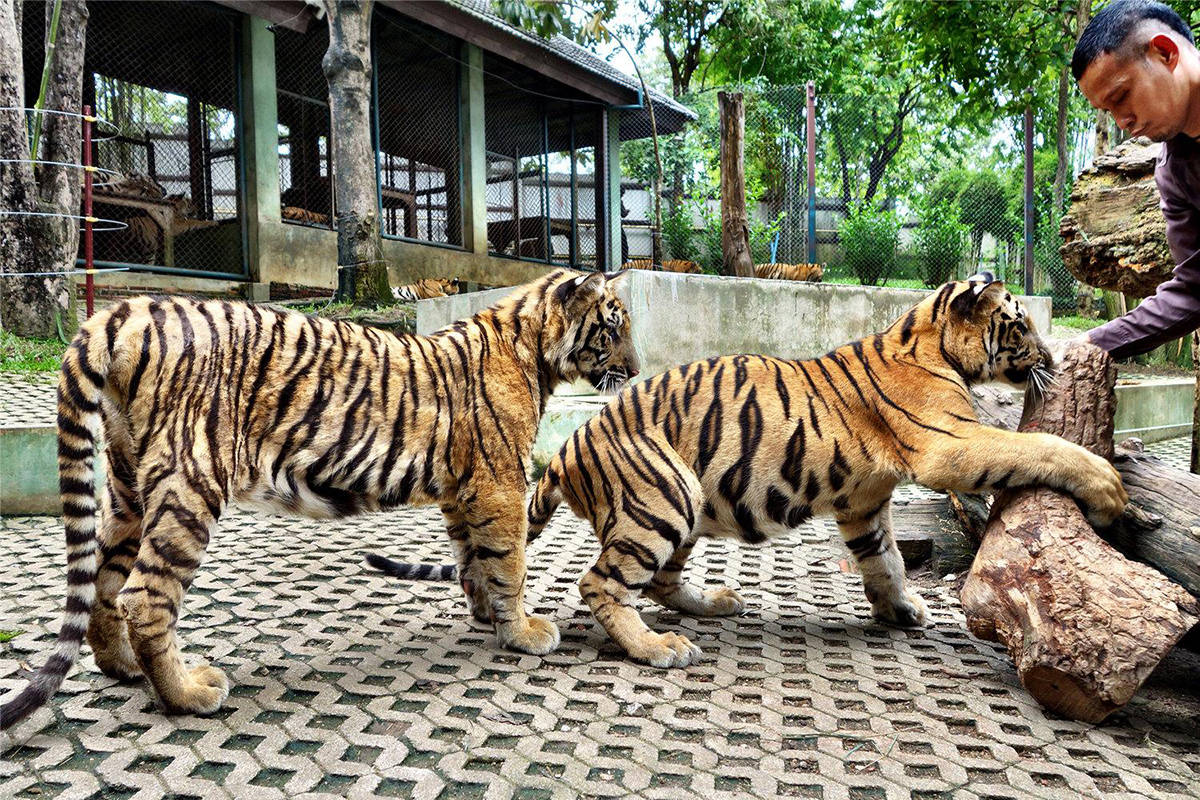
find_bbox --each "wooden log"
[1058,137,1173,298]
[960,343,1199,723]
[718,91,755,279]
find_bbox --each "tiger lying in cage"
[391,277,461,302]
[754,262,825,282]
[620,259,703,274]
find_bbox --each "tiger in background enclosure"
[391,277,461,302]
[0,270,637,730]
[621,259,703,274]
[754,262,825,282]
[522,273,1128,667]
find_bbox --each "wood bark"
[718,91,754,278]
[0,0,86,337]
[960,343,1199,723]
[1058,137,1173,297]
[322,0,389,306]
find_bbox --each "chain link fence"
[21,0,247,278]
[616,85,1083,314]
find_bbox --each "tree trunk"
[1095,109,1110,158]
[322,0,389,306]
[718,91,753,278]
[960,343,1199,723]
[0,0,86,337]
[1058,137,1173,297]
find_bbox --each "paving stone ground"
[2,372,1198,799]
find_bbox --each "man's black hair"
[1072,0,1194,81]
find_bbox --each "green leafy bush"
[838,204,900,286]
[915,200,969,287]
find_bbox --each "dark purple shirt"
[1088,134,1200,359]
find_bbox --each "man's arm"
[1087,249,1200,359]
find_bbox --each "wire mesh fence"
[616,84,1082,314]
[21,1,247,278]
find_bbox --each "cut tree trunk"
[964,385,1200,597]
[0,0,86,337]
[1059,137,1172,297]
[322,0,389,306]
[960,343,1199,723]
[718,91,754,278]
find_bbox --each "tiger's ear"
[556,271,605,313]
[950,278,1007,319]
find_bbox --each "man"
[1073,0,1200,358]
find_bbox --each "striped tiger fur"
[0,269,637,729]
[621,259,702,274]
[754,262,824,282]
[523,274,1128,668]
[392,277,460,302]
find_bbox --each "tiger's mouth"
[590,366,631,394]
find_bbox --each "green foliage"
[749,210,785,267]
[0,330,67,373]
[914,199,969,287]
[838,204,900,286]
[662,196,697,261]
[0,630,22,643]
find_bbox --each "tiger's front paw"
[871,590,929,629]
[498,615,560,656]
[1076,453,1129,527]
[627,631,702,668]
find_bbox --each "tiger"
[391,276,461,302]
[521,274,1128,668]
[754,262,825,282]
[0,269,637,729]
[621,259,703,274]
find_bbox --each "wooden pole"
[718,91,754,278]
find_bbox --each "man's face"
[1078,36,1192,142]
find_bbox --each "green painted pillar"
[606,107,623,269]
[241,16,282,284]
[460,44,488,256]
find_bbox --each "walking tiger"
[518,274,1128,667]
[0,269,637,728]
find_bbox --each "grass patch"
[0,329,66,373]
[0,630,22,643]
[1049,315,1105,333]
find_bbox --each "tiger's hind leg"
[441,502,491,624]
[88,404,142,682]
[117,473,229,715]
[838,500,928,628]
[460,490,559,656]
[579,441,705,668]
[644,538,745,617]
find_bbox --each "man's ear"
[1150,32,1181,70]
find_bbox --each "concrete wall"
[418,271,1054,380]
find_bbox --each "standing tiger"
[621,259,703,274]
[391,276,460,302]
[754,262,824,282]
[0,269,636,729]
[523,275,1128,668]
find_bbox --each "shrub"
[838,204,900,286]
[915,200,969,287]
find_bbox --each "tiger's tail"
[526,459,565,544]
[363,553,457,581]
[1,324,111,732]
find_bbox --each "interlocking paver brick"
[3,377,1199,797]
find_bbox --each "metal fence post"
[806,82,816,266]
[1024,104,1034,295]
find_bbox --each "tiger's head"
[930,272,1054,394]
[433,277,460,296]
[546,270,639,393]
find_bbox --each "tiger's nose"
[629,368,639,378]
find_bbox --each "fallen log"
[963,386,1200,600]
[960,343,1199,723]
